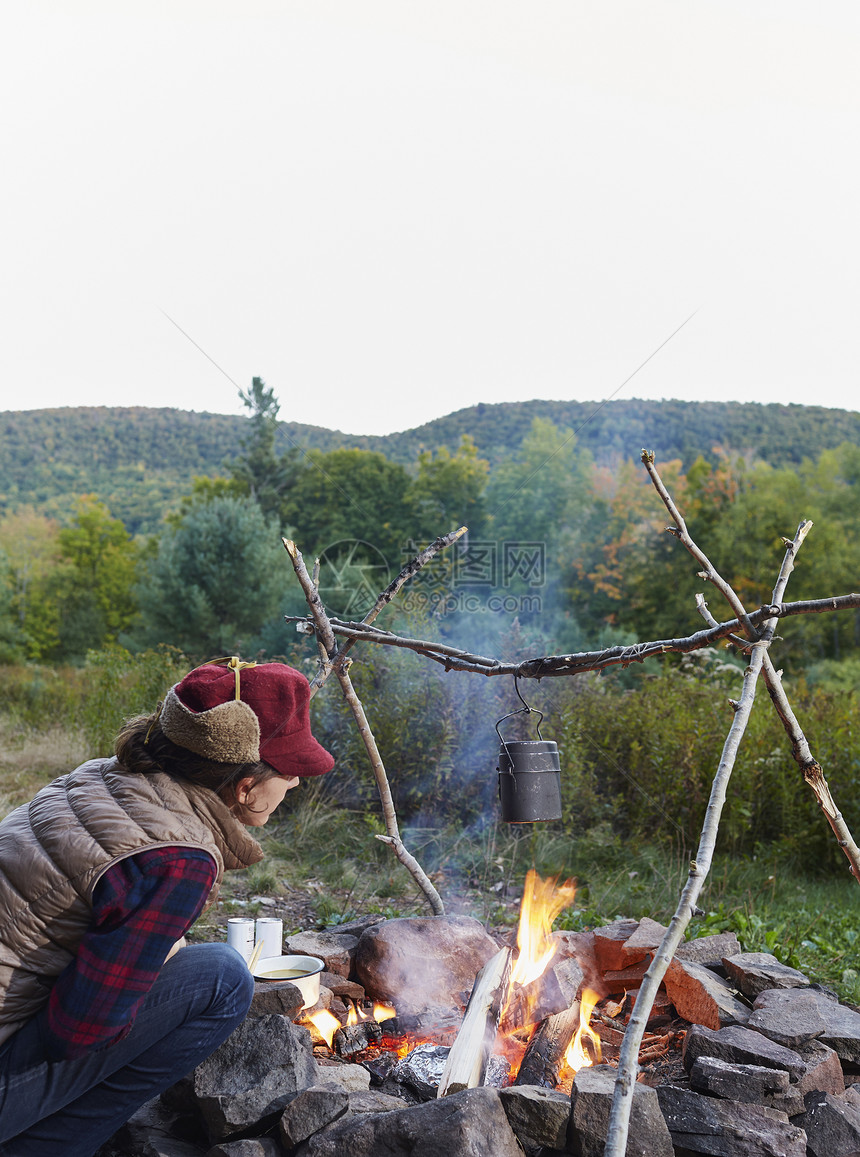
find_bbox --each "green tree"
[409,436,489,540]
[0,547,25,662]
[0,508,63,659]
[228,377,301,527]
[135,495,284,658]
[52,497,139,660]
[486,418,593,549]
[285,448,416,566]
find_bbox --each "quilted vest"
[0,757,264,1046]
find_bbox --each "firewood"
[500,965,569,1032]
[514,1002,580,1087]
[437,947,512,1098]
[333,1020,382,1058]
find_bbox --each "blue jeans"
[0,943,253,1157]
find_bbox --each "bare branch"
[287,591,860,680]
[282,538,444,915]
[604,485,811,1157]
[641,448,759,636]
[696,575,860,886]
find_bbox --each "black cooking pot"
[497,739,562,823]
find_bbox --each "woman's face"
[235,773,300,826]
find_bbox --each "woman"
[0,657,333,1156]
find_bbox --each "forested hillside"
[2,398,859,532]
[1,386,858,683]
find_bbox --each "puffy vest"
[0,757,263,1045]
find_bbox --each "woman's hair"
[115,710,276,808]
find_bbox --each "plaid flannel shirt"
[43,846,217,1060]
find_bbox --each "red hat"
[160,659,334,778]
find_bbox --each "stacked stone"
[94,916,860,1157]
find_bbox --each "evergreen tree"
[135,495,284,658]
[229,377,301,527]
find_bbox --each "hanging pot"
[495,677,562,823]
[497,739,562,822]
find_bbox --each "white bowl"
[251,954,325,1009]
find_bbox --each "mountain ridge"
[2,397,858,533]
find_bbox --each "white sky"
[2,1,859,436]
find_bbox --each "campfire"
[128,891,859,1154]
[297,870,681,1100]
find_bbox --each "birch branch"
[696,599,860,887]
[641,449,759,636]
[282,538,444,915]
[604,641,766,1157]
[603,476,810,1157]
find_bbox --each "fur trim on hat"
[160,686,261,764]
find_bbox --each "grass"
[0,717,88,816]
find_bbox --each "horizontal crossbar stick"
[285,591,860,680]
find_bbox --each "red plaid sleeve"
[43,846,217,1061]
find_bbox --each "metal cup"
[255,917,283,961]
[226,916,255,962]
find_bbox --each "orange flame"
[510,869,577,987]
[565,988,602,1072]
[307,1008,341,1049]
[373,1001,396,1021]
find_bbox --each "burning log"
[500,965,573,1033]
[437,947,512,1097]
[334,1020,382,1058]
[514,1003,580,1088]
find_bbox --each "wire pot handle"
[495,674,544,750]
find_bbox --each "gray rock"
[284,931,358,979]
[354,916,499,1013]
[140,1141,207,1157]
[748,987,827,1048]
[676,931,742,969]
[312,1063,371,1092]
[796,1038,846,1097]
[189,1014,317,1142]
[248,978,304,1019]
[683,1024,806,1082]
[690,1055,790,1097]
[801,1091,860,1157]
[723,952,811,998]
[322,915,385,938]
[664,957,751,1030]
[296,1086,522,1156]
[499,1084,571,1151]
[205,1141,282,1157]
[345,1090,411,1114]
[278,1085,349,1148]
[567,1063,673,1156]
[318,971,365,1001]
[657,1084,807,1156]
[689,1056,803,1116]
[807,989,860,1063]
[99,1096,206,1157]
